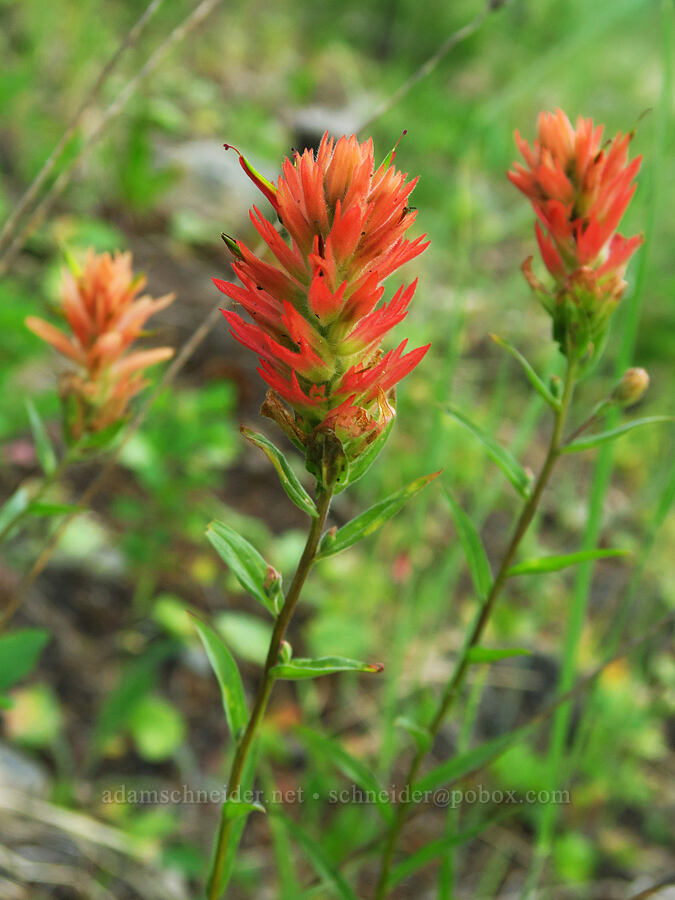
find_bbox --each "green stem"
[372,359,577,900]
[205,488,333,900]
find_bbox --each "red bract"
[214,133,429,459]
[26,250,174,440]
[509,109,642,359]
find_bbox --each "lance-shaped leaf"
[0,628,49,693]
[445,406,532,498]
[270,656,384,680]
[317,471,439,559]
[192,617,247,739]
[490,335,560,410]
[273,814,358,900]
[206,520,283,616]
[241,427,318,517]
[563,416,675,452]
[415,722,535,793]
[443,487,492,601]
[389,810,516,889]
[334,415,395,495]
[295,726,393,823]
[507,548,628,577]
[26,400,57,476]
[223,798,266,820]
[29,503,81,518]
[466,646,532,664]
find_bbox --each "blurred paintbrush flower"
[26,250,174,443]
[214,132,429,482]
[509,108,642,362]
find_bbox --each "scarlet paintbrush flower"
[26,250,174,442]
[214,133,429,479]
[509,108,642,360]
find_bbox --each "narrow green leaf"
[79,418,126,451]
[26,400,57,475]
[270,656,384,680]
[445,406,533,498]
[395,716,432,753]
[0,628,49,692]
[206,520,283,616]
[466,646,532,663]
[335,415,395,495]
[443,487,492,601]
[415,723,534,794]
[507,548,629,577]
[241,427,318,517]
[0,487,30,536]
[563,416,674,453]
[224,799,265,820]
[295,726,393,823]
[28,503,81,517]
[274,814,359,900]
[389,810,516,888]
[193,617,247,739]
[490,335,560,410]
[317,471,439,559]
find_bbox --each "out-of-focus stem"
[205,488,333,900]
[372,359,576,900]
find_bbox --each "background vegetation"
[1,0,673,897]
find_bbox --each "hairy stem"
[372,359,576,899]
[205,488,333,900]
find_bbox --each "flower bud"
[611,367,649,407]
[279,641,292,664]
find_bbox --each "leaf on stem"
[270,656,384,680]
[0,628,49,693]
[443,487,492,601]
[26,400,57,476]
[563,416,674,452]
[223,798,266,820]
[414,723,534,793]
[28,503,81,518]
[445,406,533,498]
[192,617,247,739]
[388,809,517,889]
[294,726,393,823]
[273,813,359,900]
[241,427,318,517]
[507,548,629,577]
[206,520,283,616]
[316,471,440,559]
[466,646,532,663]
[490,334,560,410]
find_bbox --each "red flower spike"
[215,133,429,462]
[26,250,174,441]
[509,108,643,359]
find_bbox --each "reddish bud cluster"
[509,108,642,359]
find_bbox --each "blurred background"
[1,0,674,897]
